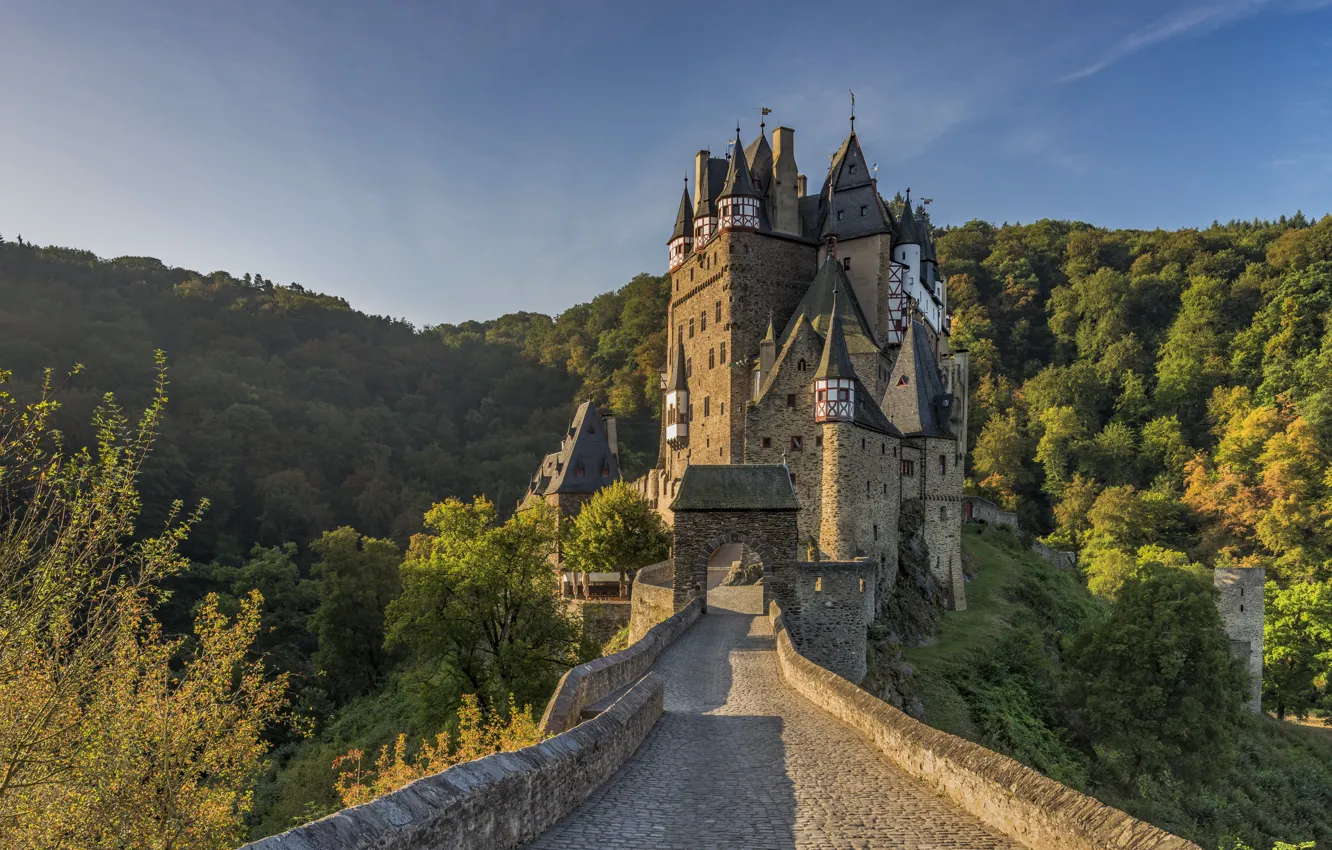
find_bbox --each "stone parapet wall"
[963,495,1018,530]
[707,582,766,614]
[629,561,675,643]
[243,672,665,850]
[541,596,701,735]
[1030,539,1076,570]
[567,599,632,650]
[766,599,1200,850]
[790,560,874,683]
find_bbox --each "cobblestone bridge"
[528,611,1022,850]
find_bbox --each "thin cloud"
[1062,0,1288,82]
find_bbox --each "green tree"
[385,498,577,718]
[1064,563,1245,791]
[1263,579,1332,719]
[562,481,670,597]
[308,528,401,702]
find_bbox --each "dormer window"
[837,210,845,221]
[860,205,867,216]
[849,164,857,174]
[897,375,909,386]
[575,462,585,478]
[843,257,851,271]
[601,463,610,478]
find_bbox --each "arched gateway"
[668,464,799,612]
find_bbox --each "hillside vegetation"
[906,525,1332,850]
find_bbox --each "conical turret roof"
[815,288,856,380]
[719,129,758,198]
[668,338,689,391]
[895,195,922,246]
[882,320,953,438]
[745,129,773,194]
[779,258,879,354]
[669,187,693,243]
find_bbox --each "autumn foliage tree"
[0,361,286,849]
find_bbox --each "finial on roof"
[849,89,856,132]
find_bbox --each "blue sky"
[2,0,1330,325]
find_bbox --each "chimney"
[772,127,800,235]
[604,415,619,462]
[694,150,710,209]
[797,174,807,198]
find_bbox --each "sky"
[2,0,1330,326]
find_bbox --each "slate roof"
[895,198,922,246]
[745,130,773,196]
[778,258,879,355]
[808,132,893,242]
[814,289,856,380]
[719,129,759,198]
[882,320,954,438]
[695,156,728,218]
[669,187,693,242]
[670,464,799,512]
[528,402,620,495]
[668,338,688,391]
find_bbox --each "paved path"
[528,612,1023,850]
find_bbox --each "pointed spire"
[670,179,694,243]
[694,157,717,218]
[763,310,776,343]
[668,338,689,391]
[815,287,856,380]
[719,126,758,198]
[896,189,922,246]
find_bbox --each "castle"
[635,114,972,640]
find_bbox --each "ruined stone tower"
[1213,566,1265,713]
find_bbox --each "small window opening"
[815,576,823,592]
[790,436,803,452]
[786,393,796,408]
[843,257,851,271]
[762,437,772,448]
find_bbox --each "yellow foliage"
[332,695,543,808]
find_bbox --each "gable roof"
[745,130,773,196]
[528,402,621,496]
[882,320,954,438]
[779,257,879,355]
[808,132,893,242]
[670,464,799,512]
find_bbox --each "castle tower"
[667,183,694,272]
[893,192,923,301]
[816,287,859,561]
[693,150,718,244]
[1213,566,1265,713]
[717,128,761,232]
[665,338,690,449]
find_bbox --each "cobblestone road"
[527,612,1023,849]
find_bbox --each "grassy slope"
[904,524,1332,850]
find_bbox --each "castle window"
[790,436,803,452]
[843,257,851,271]
[701,313,707,331]
[815,576,823,592]
[709,348,716,369]
[898,375,909,386]
[873,523,878,540]
[901,459,915,477]
[575,462,585,478]
[837,210,845,221]
[789,471,796,485]
[940,506,947,520]
[601,463,610,478]
[786,393,796,408]
[715,300,722,322]
[881,443,885,455]
[690,269,694,281]
[883,483,887,494]
[686,358,692,377]
[720,342,727,362]
[816,434,823,447]
[939,455,947,474]
[689,318,695,338]
[860,205,867,216]
[762,437,772,448]
[744,245,750,255]
[849,164,856,174]
[703,397,710,416]
[866,480,871,495]
[720,402,725,415]
[861,438,866,449]
[798,359,807,371]
[859,578,865,593]
[894,447,898,458]
[1241,604,1245,612]
[1240,587,1244,597]
[688,403,694,421]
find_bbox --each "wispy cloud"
[1062,0,1330,82]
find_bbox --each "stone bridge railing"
[243,672,664,850]
[540,595,702,735]
[767,599,1200,850]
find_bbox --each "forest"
[2,209,1331,847]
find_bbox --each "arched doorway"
[702,538,768,615]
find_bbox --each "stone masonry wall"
[1213,566,1265,713]
[913,435,966,610]
[567,600,631,651]
[244,672,665,850]
[671,509,798,610]
[963,495,1018,530]
[541,596,701,735]
[766,599,1201,850]
[791,560,874,683]
[628,560,675,644]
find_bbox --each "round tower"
[893,190,922,293]
[814,285,858,560]
[717,126,760,232]
[1213,566,1265,714]
[665,338,690,449]
[667,180,694,272]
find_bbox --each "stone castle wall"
[790,560,875,683]
[628,561,675,643]
[244,672,666,850]
[1213,566,1265,713]
[766,599,1200,850]
[670,509,798,610]
[917,435,965,611]
[962,495,1018,530]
